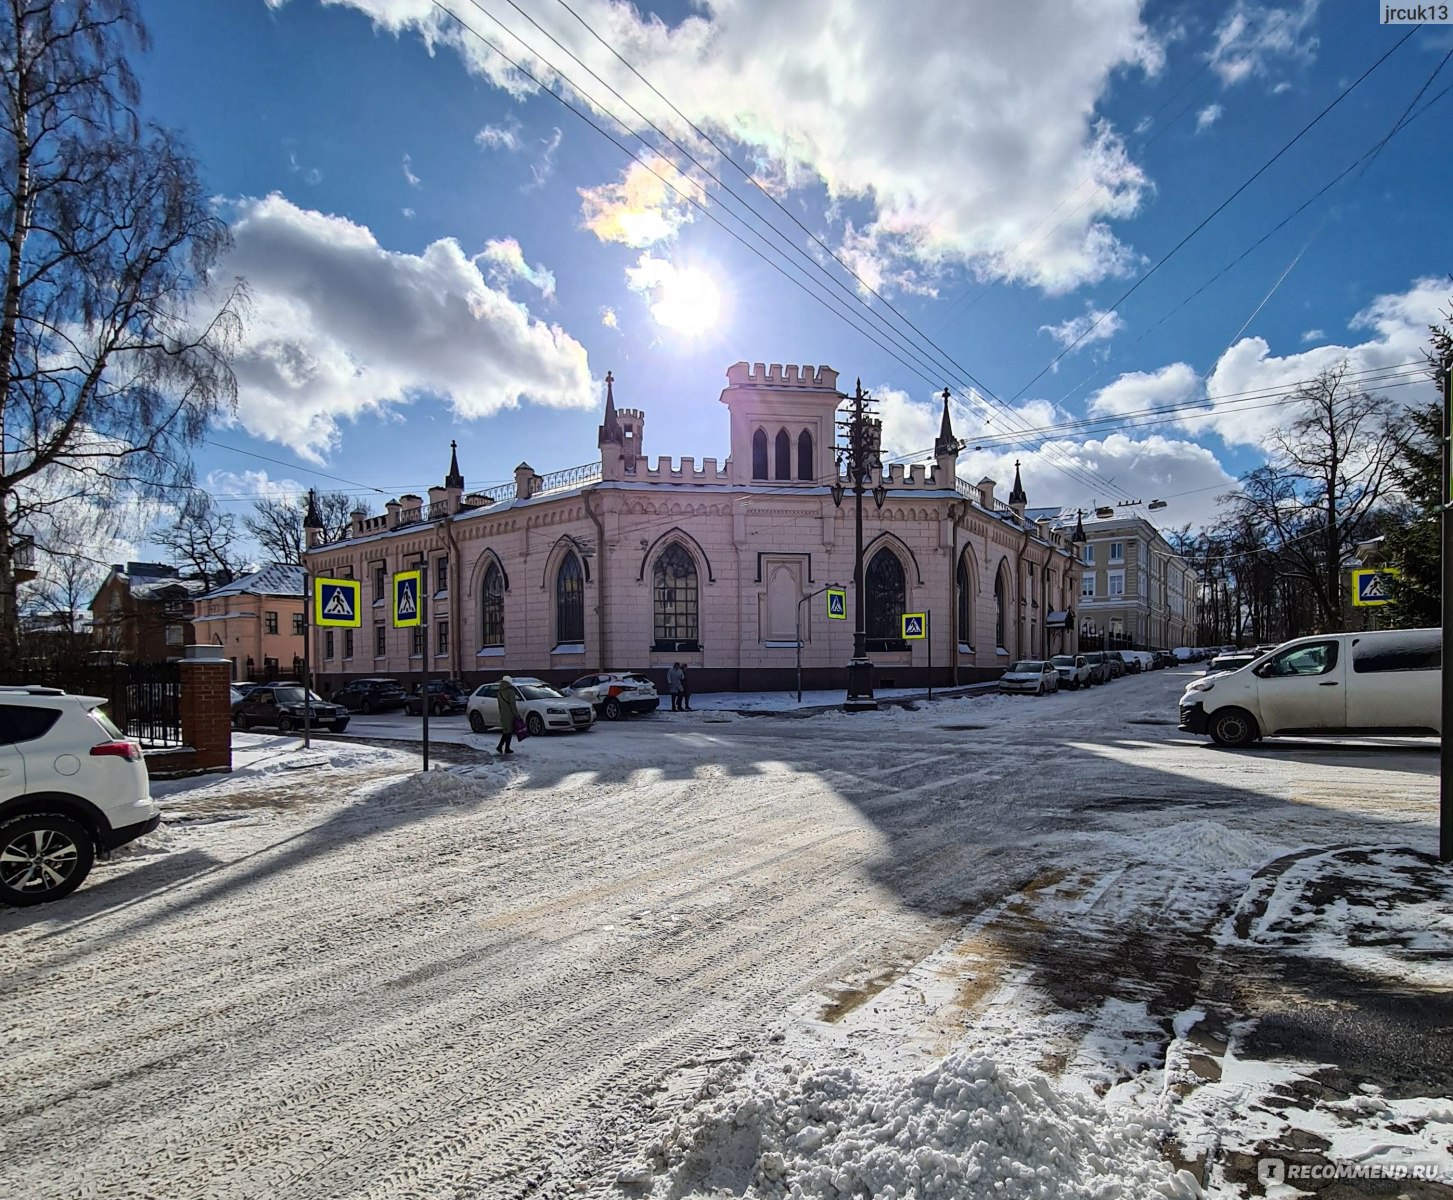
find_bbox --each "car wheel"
[468,710,487,734]
[1209,708,1259,748]
[602,697,622,721]
[0,813,96,907]
[233,711,247,728]
[360,699,373,715]
[526,712,546,738]
[278,715,294,732]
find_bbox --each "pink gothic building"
[302,361,1082,694]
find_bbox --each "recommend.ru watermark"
[1260,1157,1447,1185]
[1380,3,1453,22]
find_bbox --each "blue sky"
[126,0,1451,553]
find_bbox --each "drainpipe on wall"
[948,502,962,688]
[584,488,607,672]
[1018,525,1033,661]
[441,514,461,680]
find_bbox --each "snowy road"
[1,670,1442,1198]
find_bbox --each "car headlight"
[546,706,566,715]
[1185,679,1213,694]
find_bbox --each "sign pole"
[927,611,933,702]
[421,571,430,773]
[302,568,312,751]
[1441,364,1451,863]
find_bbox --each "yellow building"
[193,564,306,681]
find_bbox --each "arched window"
[797,430,814,481]
[480,562,505,648]
[866,548,906,648]
[652,542,699,650]
[956,555,973,648]
[752,429,768,479]
[556,551,584,645]
[774,429,791,480]
[994,567,1007,650]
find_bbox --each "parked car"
[233,682,350,733]
[466,678,595,736]
[999,660,1061,696]
[405,679,470,716]
[1203,652,1259,678]
[229,684,247,708]
[0,685,161,906]
[1111,651,1141,675]
[1153,650,1178,669]
[333,677,408,714]
[1051,654,1092,690]
[1080,651,1112,685]
[1103,652,1126,680]
[1179,628,1441,748]
[563,672,660,720]
[233,680,265,699]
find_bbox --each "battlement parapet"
[616,407,645,421]
[625,455,730,483]
[725,361,840,391]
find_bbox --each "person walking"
[496,675,521,754]
[666,662,683,711]
[679,663,693,712]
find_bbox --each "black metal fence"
[5,661,183,747]
[1078,632,1140,652]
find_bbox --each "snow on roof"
[198,563,305,600]
[128,576,208,600]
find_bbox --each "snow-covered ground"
[2,671,1446,1199]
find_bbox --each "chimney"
[386,499,401,529]
[514,462,538,501]
[976,477,996,509]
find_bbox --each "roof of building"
[198,563,305,600]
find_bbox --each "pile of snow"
[1125,819,1284,872]
[639,1052,1202,1199]
[370,765,510,809]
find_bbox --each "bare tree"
[244,491,363,565]
[1225,365,1399,632]
[154,492,249,585]
[0,0,244,663]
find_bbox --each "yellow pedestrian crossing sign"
[902,612,927,639]
[315,578,361,628]
[1351,568,1398,607]
[393,570,423,627]
[826,587,847,620]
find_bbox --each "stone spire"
[933,387,958,458]
[303,488,324,550]
[1008,459,1028,508]
[1072,508,1087,545]
[597,370,623,446]
[444,439,464,490]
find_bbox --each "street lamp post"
[832,380,885,713]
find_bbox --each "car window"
[569,677,594,690]
[1263,642,1338,677]
[475,685,497,698]
[0,704,62,744]
[519,684,563,700]
[1352,633,1441,674]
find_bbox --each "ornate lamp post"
[832,379,885,712]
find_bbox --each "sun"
[650,266,722,336]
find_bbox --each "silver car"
[1051,654,1092,690]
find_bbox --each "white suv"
[563,672,660,720]
[0,686,161,906]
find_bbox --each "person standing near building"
[496,675,521,754]
[679,664,692,712]
[666,662,683,711]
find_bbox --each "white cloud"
[476,121,523,152]
[624,253,723,335]
[1190,276,1446,446]
[479,237,557,300]
[1300,327,1323,342]
[402,154,421,187]
[287,151,322,185]
[203,467,299,505]
[1209,0,1320,87]
[579,160,700,248]
[1088,362,1201,417]
[1040,306,1124,352]
[296,0,1165,293]
[212,194,594,460]
[1195,103,1223,132]
[527,127,563,190]
[600,306,619,329]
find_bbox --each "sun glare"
[650,267,722,336]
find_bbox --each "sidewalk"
[677,680,1001,717]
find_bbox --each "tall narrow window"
[994,569,1007,649]
[774,429,791,480]
[653,543,699,650]
[752,428,768,479]
[556,552,585,645]
[797,430,814,481]
[480,562,505,648]
[956,556,973,647]
[866,548,906,647]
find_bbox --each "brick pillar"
[178,655,233,774]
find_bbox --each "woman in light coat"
[496,675,521,754]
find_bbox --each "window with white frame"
[1109,541,1124,563]
[1108,570,1125,596]
[1083,544,1094,564]
[1081,573,1095,599]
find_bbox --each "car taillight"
[607,685,623,697]
[90,740,140,763]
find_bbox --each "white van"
[1178,628,1441,747]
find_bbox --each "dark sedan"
[405,679,470,716]
[333,677,408,714]
[233,683,350,733]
